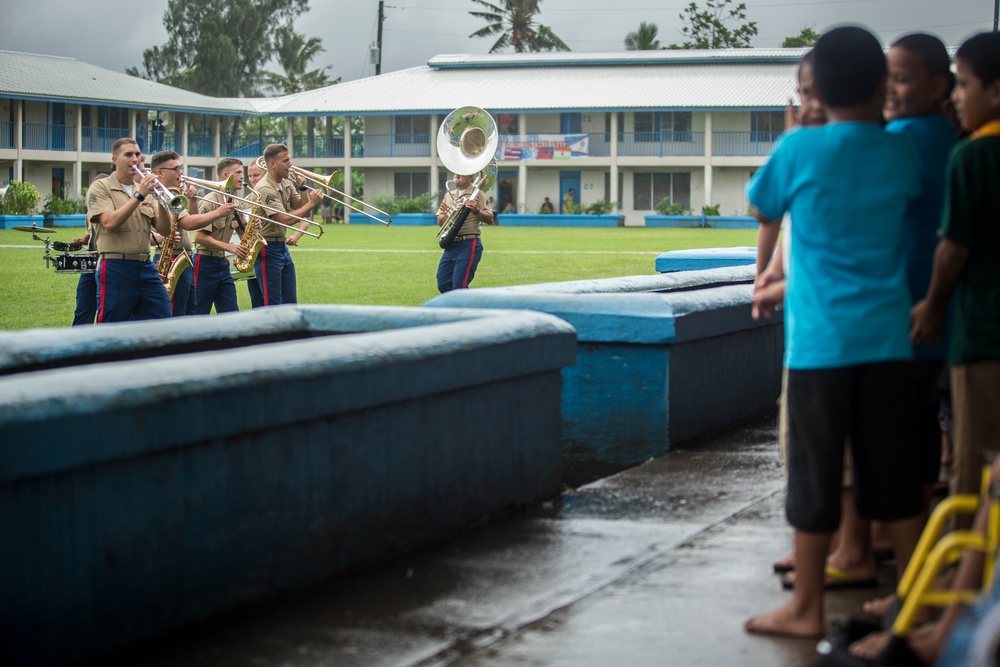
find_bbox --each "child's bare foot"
[744,604,825,638]
[862,593,897,618]
[849,631,889,661]
[907,621,946,665]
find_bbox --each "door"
[498,170,517,213]
[51,103,65,150]
[559,171,580,213]
[560,113,581,134]
[52,167,65,198]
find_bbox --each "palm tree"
[264,27,340,157]
[469,0,570,53]
[625,22,662,50]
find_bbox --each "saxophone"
[156,196,191,298]
[232,191,268,274]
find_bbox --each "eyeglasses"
[158,166,183,173]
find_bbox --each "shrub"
[0,181,41,215]
[583,199,613,215]
[42,194,87,216]
[701,204,721,216]
[370,192,438,215]
[654,197,691,216]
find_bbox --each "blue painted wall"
[0,305,577,666]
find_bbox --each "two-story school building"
[0,48,805,225]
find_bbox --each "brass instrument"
[435,106,499,249]
[232,191,268,273]
[155,188,192,298]
[178,174,266,273]
[179,176,324,239]
[130,164,187,215]
[254,156,392,225]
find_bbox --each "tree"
[782,27,821,48]
[625,22,662,51]
[127,0,310,98]
[669,0,758,50]
[263,27,337,95]
[469,0,570,53]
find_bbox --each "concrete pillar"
[213,116,221,161]
[517,114,527,212]
[703,112,713,209]
[14,100,22,181]
[610,112,619,211]
[343,116,353,200]
[73,105,83,196]
[429,113,438,198]
[180,113,189,171]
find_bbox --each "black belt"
[263,236,286,243]
[452,234,481,243]
[196,250,226,257]
[99,252,149,261]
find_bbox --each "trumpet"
[179,175,324,239]
[130,165,187,214]
[254,157,392,225]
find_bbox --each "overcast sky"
[1,0,993,89]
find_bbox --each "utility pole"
[376,1,385,75]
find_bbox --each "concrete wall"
[424,266,784,484]
[0,305,577,667]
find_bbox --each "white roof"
[254,49,808,116]
[0,50,254,114]
[0,48,807,118]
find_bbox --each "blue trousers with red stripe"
[252,241,297,306]
[95,258,171,323]
[191,254,239,315]
[436,236,483,293]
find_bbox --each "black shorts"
[785,362,924,532]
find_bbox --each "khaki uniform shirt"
[87,172,156,256]
[439,187,489,237]
[253,172,303,239]
[197,190,241,248]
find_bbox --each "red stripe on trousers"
[96,258,108,323]
[260,246,270,305]
[460,237,478,288]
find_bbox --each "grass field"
[0,224,758,331]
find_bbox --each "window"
[394,171,430,199]
[395,115,429,144]
[751,111,785,142]
[633,172,691,211]
[500,114,519,135]
[634,112,692,142]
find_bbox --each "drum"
[52,240,83,252]
[54,252,98,274]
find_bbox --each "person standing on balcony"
[252,143,323,306]
[87,138,172,323]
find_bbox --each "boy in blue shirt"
[744,26,925,638]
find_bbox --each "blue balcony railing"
[81,127,130,153]
[188,133,214,157]
[0,122,13,149]
[358,133,430,158]
[139,130,181,154]
[712,131,781,156]
[619,131,705,157]
[23,123,76,151]
[292,135,345,158]
[222,134,286,158]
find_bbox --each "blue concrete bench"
[655,246,757,273]
[0,305,576,666]
[424,266,783,484]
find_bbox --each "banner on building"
[497,134,589,160]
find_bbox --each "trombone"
[180,174,324,239]
[254,156,392,225]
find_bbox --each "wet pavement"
[102,415,897,667]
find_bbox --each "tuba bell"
[436,107,499,250]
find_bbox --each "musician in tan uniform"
[244,161,267,308]
[149,150,234,316]
[191,157,250,314]
[252,143,322,306]
[435,172,495,292]
[87,138,173,323]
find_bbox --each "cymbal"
[11,226,55,233]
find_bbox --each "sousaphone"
[436,107,499,249]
